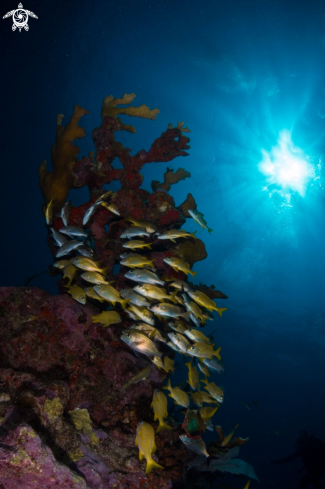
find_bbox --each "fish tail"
[189,270,198,278]
[148,260,155,267]
[156,421,173,433]
[120,299,131,310]
[100,267,108,275]
[145,457,164,475]
[191,230,197,239]
[214,347,222,360]
[208,228,213,234]
[169,290,178,304]
[217,307,227,317]
[162,378,171,391]
[145,243,153,249]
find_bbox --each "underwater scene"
[1,0,325,488]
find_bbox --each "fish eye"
[156,389,160,393]
[140,421,144,425]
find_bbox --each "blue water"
[1,0,325,487]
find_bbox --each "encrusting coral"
[0,93,251,489]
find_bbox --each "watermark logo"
[3,3,38,32]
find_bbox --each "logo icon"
[3,3,38,32]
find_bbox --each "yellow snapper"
[150,303,190,320]
[167,320,189,334]
[163,257,198,278]
[187,342,222,360]
[183,298,206,323]
[201,378,224,403]
[157,229,197,243]
[54,259,71,270]
[135,421,164,475]
[185,361,200,390]
[151,356,166,371]
[190,391,219,406]
[71,257,107,275]
[68,284,86,305]
[121,366,151,392]
[163,379,190,408]
[199,406,219,423]
[127,304,155,325]
[120,256,155,269]
[125,217,157,233]
[120,289,151,307]
[131,324,166,344]
[120,331,162,358]
[134,284,178,304]
[100,201,120,215]
[94,284,129,309]
[184,329,211,344]
[63,264,78,287]
[84,286,104,302]
[151,389,172,433]
[187,289,227,316]
[167,332,191,355]
[92,311,121,327]
[81,272,109,285]
[122,240,153,250]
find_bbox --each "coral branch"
[151,167,191,192]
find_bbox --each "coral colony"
[0,94,257,488]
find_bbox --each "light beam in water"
[258,130,314,197]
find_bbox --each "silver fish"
[203,358,225,374]
[121,288,151,307]
[132,324,167,343]
[50,228,68,247]
[120,226,151,239]
[61,201,72,226]
[121,366,152,392]
[167,341,183,354]
[77,245,94,257]
[120,252,143,260]
[83,203,98,226]
[167,320,188,334]
[121,331,162,357]
[168,280,191,292]
[127,304,155,325]
[167,332,192,354]
[56,240,84,257]
[179,435,209,457]
[189,312,202,328]
[150,303,189,320]
[60,226,88,238]
[124,269,165,286]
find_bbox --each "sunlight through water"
[258,130,315,198]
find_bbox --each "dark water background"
[1,0,325,487]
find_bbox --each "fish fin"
[170,238,176,243]
[139,450,144,460]
[135,436,138,446]
[145,243,153,249]
[191,230,197,239]
[157,422,173,433]
[214,347,222,360]
[153,413,158,421]
[208,228,213,234]
[145,458,164,475]
[217,307,227,318]
[148,260,155,267]
[190,270,198,278]
[120,299,131,310]
[168,290,178,304]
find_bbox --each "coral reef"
[0,93,247,489]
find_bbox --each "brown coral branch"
[177,193,197,217]
[39,104,89,214]
[151,167,191,192]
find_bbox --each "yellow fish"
[93,284,129,309]
[185,361,200,390]
[54,259,71,270]
[243,482,250,489]
[163,257,197,278]
[134,284,178,304]
[163,379,190,408]
[157,229,197,242]
[81,272,109,285]
[201,377,224,403]
[190,391,219,406]
[151,356,166,371]
[197,362,211,378]
[199,406,219,423]
[122,240,153,250]
[135,421,164,475]
[221,423,239,447]
[187,343,222,360]
[68,284,86,305]
[120,256,155,269]
[71,257,107,275]
[187,290,228,316]
[125,217,157,233]
[100,201,120,215]
[121,366,152,392]
[184,329,211,344]
[84,287,104,302]
[164,356,175,373]
[63,264,77,287]
[151,389,173,433]
[92,311,121,327]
